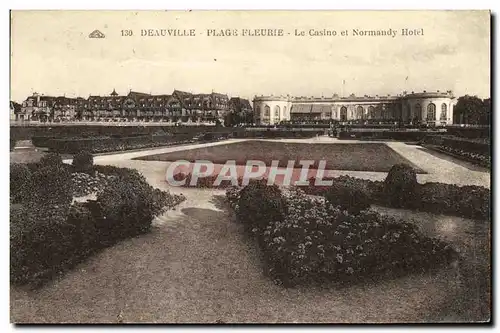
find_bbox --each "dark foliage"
[26,164,74,208]
[10,138,16,151]
[72,151,94,172]
[234,180,287,233]
[39,152,64,167]
[10,164,185,286]
[324,182,371,214]
[227,187,458,287]
[383,164,418,208]
[10,163,32,203]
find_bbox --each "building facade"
[253,90,455,125]
[19,89,240,123]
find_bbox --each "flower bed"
[299,175,489,221]
[431,144,490,168]
[420,135,491,167]
[72,171,117,197]
[10,155,185,286]
[226,183,458,287]
[174,162,489,221]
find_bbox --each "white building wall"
[253,98,292,125]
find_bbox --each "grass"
[135,140,426,173]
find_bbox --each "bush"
[26,164,73,208]
[11,164,186,286]
[418,182,490,220]
[10,204,72,285]
[10,163,32,203]
[235,180,287,233]
[228,187,458,287]
[383,164,418,208]
[72,151,94,172]
[10,138,16,151]
[96,168,180,241]
[324,182,370,214]
[39,152,64,167]
[72,171,116,197]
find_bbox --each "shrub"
[324,182,370,214]
[383,164,418,208]
[229,188,458,287]
[72,151,94,172]
[66,202,99,252]
[72,171,116,197]
[10,163,32,203]
[10,204,71,285]
[96,168,178,241]
[418,182,490,220]
[236,180,287,233]
[11,164,185,286]
[26,164,73,208]
[39,152,64,167]
[10,138,16,151]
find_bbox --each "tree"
[481,98,491,125]
[453,95,487,125]
[223,111,241,127]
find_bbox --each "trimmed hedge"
[72,151,94,172]
[32,136,57,148]
[338,130,436,141]
[420,135,491,167]
[10,163,185,286]
[227,186,458,287]
[45,132,228,154]
[383,164,418,208]
[235,130,324,139]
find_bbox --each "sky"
[10,10,490,103]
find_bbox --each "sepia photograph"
[9,9,491,324]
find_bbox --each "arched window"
[274,105,280,118]
[340,106,348,121]
[283,106,287,118]
[331,106,337,119]
[440,103,447,120]
[427,103,436,121]
[368,106,375,119]
[264,105,270,117]
[356,106,364,119]
[415,104,422,120]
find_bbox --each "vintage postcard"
[9,10,491,324]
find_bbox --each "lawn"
[135,140,425,173]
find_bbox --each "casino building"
[253,90,455,126]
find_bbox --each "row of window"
[255,103,449,121]
[255,105,288,118]
[413,103,448,121]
